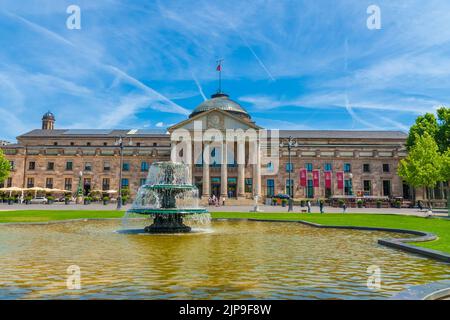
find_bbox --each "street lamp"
[116,136,124,210]
[281,136,297,212]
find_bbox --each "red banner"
[312,170,320,187]
[337,171,344,190]
[300,169,307,187]
[325,171,332,189]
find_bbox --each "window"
[46,178,53,189]
[363,164,370,173]
[245,178,253,193]
[324,163,332,171]
[286,179,294,196]
[7,177,12,188]
[84,162,92,171]
[306,163,313,172]
[383,164,390,173]
[47,162,54,171]
[325,187,332,198]
[136,142,141,147]
[140,178,146,186]
[102,178,110,191]
[103,142,107,146]
[383,180,391,197]
[306,179,314,198]
[103,161,110,171]
[344,163,351,173]
[141,161,149,172]
[153,143,157,147]
[9,161,15,170]
[267,179,275,197]
[87,142,91,146]
[344,179,352,195]
[65,178,72,191]
[70,142,75,146]
[286,163,294,172]
[66,161,73,171]
[123,162,130,171]
[121,178,129,188]
[27,177,34,188]
[53,142,58,146]
[28,161,35,170]
[363,180,372,196]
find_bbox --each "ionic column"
[252,140,261,198]
[220,141,228,198]
[202,143,210,198]
[237,139,245,198]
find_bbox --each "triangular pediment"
[168,108,261,132]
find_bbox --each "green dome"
[189,93,250,119]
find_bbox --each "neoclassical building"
[1,92,415,204]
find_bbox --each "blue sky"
[0,0,449,141]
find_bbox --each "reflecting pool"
[0,220,448,299]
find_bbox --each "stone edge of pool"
[1,217,449,263]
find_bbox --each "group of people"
[208,194,221,206]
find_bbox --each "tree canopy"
[0,149,11,184]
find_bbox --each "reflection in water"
[0,220,448,299]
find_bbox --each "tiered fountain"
[127,162,208,233]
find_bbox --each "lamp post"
[281,136,297,212]
[116,136,124,210]
[349,173,353,196]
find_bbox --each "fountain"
[127,162,209,233]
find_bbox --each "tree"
[406,113,439,151]
[0,149,11,184]
[436,106,450,153]
[398,133,443,210]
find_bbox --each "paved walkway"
[0,203,448,217]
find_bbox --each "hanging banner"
[325,171,332,189]
[300,169,307,187]
[312,170,320,187]
[337,171,344,190]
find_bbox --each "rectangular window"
[344,179,352,195]
[65,178,72,191]
[27,177,34,188]
[7,177,12,188]
[363,164,370,173]
[140,178,146,186]
[285,163,294,173]
[363,180,372,196]
[121,178,129,188]
[306,179,314,198]
[102,178,110,191]
[267,179,275,197]
[46,178,53,189]
[28,161,35,170]
[286,179,294,196]
[84,162,92,171]
[325,187,332,198]
[383,180,391,197]
[344,163,351,173]
[47,162,54,171]
[306,163,313,172]
[141,161,149,172]
[324,163,332,171]
[383,163,390,173]
[66,161,73,171]
[9,161,15,170]
[123,162,130,171]
[103,161,110,171]
[245,178,253,193]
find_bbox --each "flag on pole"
[216,64,221,71]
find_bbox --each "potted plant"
[24,195,32,205]
[394,200,401,208]
[64,194,71,205]
[84,196,92,205]
[272,198,277,206]
[7,197,14,205]
[47,196,55,204]
[281,199,287,207]
[103,196,110,205]
[357,199,363,208]
[375,200,382,208]
[300,200,305,207]
[338,199,345,208]
[121,195,129,205]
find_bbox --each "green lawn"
[0,210,448,254]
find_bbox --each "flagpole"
[216,59,223,93]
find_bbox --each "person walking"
[319,200,324,214]
[342,203,347,213]
[307,200,311,213]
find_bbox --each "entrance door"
[227,177,237,198]
[211,177,221,198]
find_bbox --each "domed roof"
[189,93,250,119]
[42,111,55,120]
